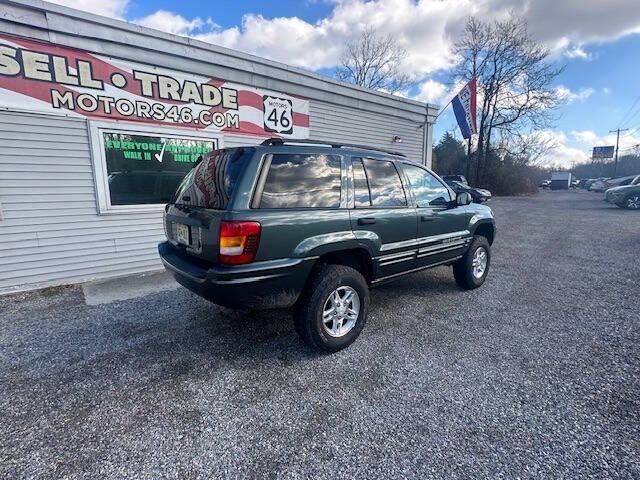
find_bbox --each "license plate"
[175,223,191,245]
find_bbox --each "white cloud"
[531,128,640,168]
[47,1,640,75]
[571,130,600,145]
[193,0,467,74]
[152,0,640,73]
[134,10,218,36]
[535,130,590,167]
[556,86,596,104]
[533,128,640,168]
[565,45,591,60]
[414,80,449,104]
[571,129,640,150]
[508,0,640,50]
[45,0,129,19]
[196,14,345,70]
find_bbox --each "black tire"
[453,236,491,290]
[621,194,640,210]
[295,264,369,353]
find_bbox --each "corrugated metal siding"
[310,100,424,160]
[0,111,166,293]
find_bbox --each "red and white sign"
[0,34,310,138]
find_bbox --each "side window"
[359,158,407,207]
[403,164,451,207]
[258,153,342,209]
[352,159,372,207]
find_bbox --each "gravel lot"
[1,190,639,479]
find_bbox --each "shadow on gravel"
[373,267,459,297]
[98,267,463,369]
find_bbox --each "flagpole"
[434,97,454,120]
[466,137,472,180]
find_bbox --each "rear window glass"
[353,159,372,207]
[173,148,251,209]
[359,158,407,207]
[258,154,342,209]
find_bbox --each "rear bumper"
[158,242,315,309]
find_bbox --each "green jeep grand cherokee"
[159,139,496,352]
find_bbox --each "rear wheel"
[453,236,491,290]
[295,265,369,352]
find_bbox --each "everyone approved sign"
[0,34,310,138]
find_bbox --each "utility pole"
[609,128,629,177]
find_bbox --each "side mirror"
[456,192,472,206]
[429,196,449,207]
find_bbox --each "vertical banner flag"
[452,78,477,139]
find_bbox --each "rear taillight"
[219,221,261,265]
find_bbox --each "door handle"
[420,215,436,222]
[357,217,376,225]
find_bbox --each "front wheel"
[295,265,370,352]
[453,236,491,290]
[620,194,640,210]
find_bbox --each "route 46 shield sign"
[263,96,294,134]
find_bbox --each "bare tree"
[336,27,412,94]
[495,131,558,166]
[454,15,564,182]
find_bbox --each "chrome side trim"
[375,250,416,261]
[417,243,466,258]
[379,238,418,252]
[415,230,471,246]
[379,230,471,252]
[417,238,469,255]
[379,255,416,266]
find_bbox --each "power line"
[618,94,640,128]
[621,125,640,138]
[621,105,640,129]
[618,143,640,153]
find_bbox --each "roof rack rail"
[260,137,406,157]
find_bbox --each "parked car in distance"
[589,177,611,192]
[603,174,640,191]
[605,175,640,206]
[159,139,496,352]
[445,179,492,203]
[605,182,640,209]
[540,179,551,189]
[442,174,469,186]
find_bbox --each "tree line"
[432,132,640,194]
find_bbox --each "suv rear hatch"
[164,147,253,264]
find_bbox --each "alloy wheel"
[322,286,360,337]
[472,247,488,279]
[626,195,640,209]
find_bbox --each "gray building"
[0,0,438,294]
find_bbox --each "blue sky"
[51,0,640,166]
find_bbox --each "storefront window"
[103,132,217,205]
